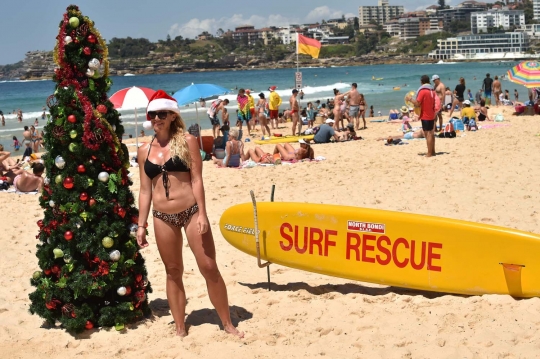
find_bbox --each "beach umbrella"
[172,83,230,147]
[507,61,540,88]
[109,86,156,148]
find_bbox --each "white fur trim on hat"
[147,98,180,114]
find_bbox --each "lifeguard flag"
[297,34,321,59]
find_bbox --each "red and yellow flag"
[297,34,321,59]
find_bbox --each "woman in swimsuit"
[332,89,349,131]
[358,94,367,129]
[475,99,491,121]
[273,140,314,161]
[247,147,278,164]
[137,90,243,338]
[212,128,245,167]
[256,93,271,137]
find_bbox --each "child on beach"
[306,102,315,128]
[34,118,39,126]
[400,107,412,132]
[12,136,20,151]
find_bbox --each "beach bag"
[452,119,464,131]
[439,123,456,138]
[494,113,504,122]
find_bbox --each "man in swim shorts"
[348,83,361,130]
[483,73,493,106]
[432,74,445,132]
[290,89,301,136]
[405,75,436,157]
[268,85,282,130]
[207,99,229,138]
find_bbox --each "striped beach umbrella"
[109,86,156,148]
[507,61,540,88]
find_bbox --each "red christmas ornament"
[96,104,107,114]
[89,198,96,207]
[83,46,91,55]
[67,114,77,123]
[64,230,73,241]
[44,269,52,275]
[79,192,88,201]
[125,286,132,295]
[134,290,146,302]
[37,219,44,228]
[63,177,74,189]
[85,321,94,330]
[51,265,61,274]
[131,215,139,224]
[87,34,97,43]
[77,164,86,173]
[117,207,126,218]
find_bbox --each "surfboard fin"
[500,263,525,297]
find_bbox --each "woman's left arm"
[186,135,209,234]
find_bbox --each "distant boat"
[372,76,383,81]
[124,73,135,76]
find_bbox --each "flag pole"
[296,32,299,76]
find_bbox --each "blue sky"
[0,0,436,65]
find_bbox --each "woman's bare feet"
[224,323,244,338]
[176,325,187,337]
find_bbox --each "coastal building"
[516,23,540,39]
[428,32,531,60]
[398,17,443,40]
[383,20,400,37]
[358,0,404,26]
[231,25,263,45]
[470,10,525,34]
[438,1,488,29]
[534,0,540,21]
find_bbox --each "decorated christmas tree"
[28,5,152,333]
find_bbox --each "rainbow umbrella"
[507,61,540,88]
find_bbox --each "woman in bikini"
[256,93,271,137]
[332,88,349,131]
[212,128,245,168]
[137,90,243,338]
[246,147,278,164]
[273,139,314,161]
[358,94,367,130]
[475,99,491,121]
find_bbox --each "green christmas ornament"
[102,236,114,248]
[87,178,94,187]
[115,323,125,331]
[53,248,64,259]
[92,69,101,79]
[55,174,63,184]
[32,271,42,280]
[69,142,79,152]
[69,17,80,28]
[80,211,89,221]
[69,130,77,139]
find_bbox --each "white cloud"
[169,7,354,39]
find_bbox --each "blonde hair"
[229,128,239,139]
[169,113,192,168]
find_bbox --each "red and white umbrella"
[109,86,156,148]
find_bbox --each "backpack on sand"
[439,122,456,138]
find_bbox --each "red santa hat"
[146,89,180,120]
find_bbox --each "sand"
[2,107,540,358]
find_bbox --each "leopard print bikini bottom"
[152,204,199,228]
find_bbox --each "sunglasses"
[148,111,171,120]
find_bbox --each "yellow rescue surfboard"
[219,202,540,297]
[254,135,314,145]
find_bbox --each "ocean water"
[0,61,521,148]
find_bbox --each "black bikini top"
[144,136,189,198]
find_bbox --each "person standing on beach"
[290,89,301,136]
[137,90,243,338]
[1,113,5,126]
[492,76,502,107]
[256,93,271,137]
[245,90,256,131]
[348,83,361,130]
[483,73,494,106]
[432,75,445,132]
[237,89,252,134]
[514,89,519,102]
[207,98,229,139]
[406,75,436,157]
[268,86,281,130]
[448,77,466,119]
[476,89,483,104]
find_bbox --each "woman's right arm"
[137,144,152,248]
[223,141,231,167]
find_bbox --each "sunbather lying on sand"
[377,129,425,142]
[273,140,314,161]
[247,147,278,164]
[11,162,44,193]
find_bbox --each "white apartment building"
[534,0,540,21]
[277,26,296,45]
[428,32,530,60]
[358,1,404,26]
[471,10,525,34]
